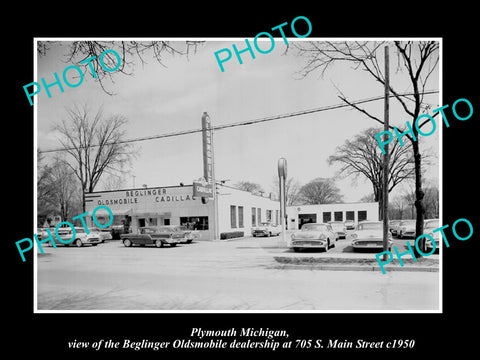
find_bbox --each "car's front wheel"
[155,239,163,248]
[75,239,83,247]
[123,239,132,247]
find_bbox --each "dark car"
[120,226,184,248]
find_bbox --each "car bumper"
[165,238,181,244]
[291,239,327,249]
[352,240,391,249]
[85,238,102,244]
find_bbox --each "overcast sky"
[36,39,440,202]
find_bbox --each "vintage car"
[423,218,440,253]
[89,228,113,242]
[252,222,281,237]
[397,219,416,238]
[389,220,401,236]
[48,227,102,247]
[290,223,337,252]
[120,226,184,247]
[344,220,355,230]
[349,221,392,252]
[328,221,347,239]
[172,225,200,244]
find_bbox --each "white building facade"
[84,184,280,240]
[286,202,379,230]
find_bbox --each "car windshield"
[357,222,382,230]
[76,228,86,233]
[301,224,326,231]
[425,220,439,229]
[400,220,416,226]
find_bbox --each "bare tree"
[53,104,137,211]
[37,41,203,95]
[50,157,83,221]
[271,176,302,205]
[234,181,265,196]
[295,40,439,252]
[37,150,57,224]
[298,178,343,205]
[389,194,409,220]
[328,127,416,219]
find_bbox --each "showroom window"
[266,210,272,222]
[230,205,237,228]
[358,210,368,222]
[346,211,355,221]
[323,212,331,223]
[238,206,244,228]
[334,211,343,221]
[180,216,209,230]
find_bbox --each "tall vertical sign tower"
[201,112,218,240]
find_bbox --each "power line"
[39,90,439,154]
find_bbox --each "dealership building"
[286,202,379,230]
[85,183,281,240]
[85,183,379,239]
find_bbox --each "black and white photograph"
[33,37,441,312]
[7,7,478,358]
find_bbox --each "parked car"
[344,220,355,230]
[89,228,112,242]
[120,226,184,247]
[328,221,346,239]
[423,219,440,253]
[48,227,102,247]
[252,222,281,237]
[290,223,337,252]
[389,220,401,236]
[175,225,200,243]
[397,219,416,239]
[349,221,392,252]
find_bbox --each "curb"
[269,263,439,272]
[272,256,439,273]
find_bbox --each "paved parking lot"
[36,233,440,311]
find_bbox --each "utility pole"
[278,158,288,246]
[382,45,390,260]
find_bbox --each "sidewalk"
[225,235,440,273]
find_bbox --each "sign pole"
[278,158,287,246]
[201,112,218,241]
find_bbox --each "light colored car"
[252,222,281,237]
[290,223,337,252]
[349,221,392,252]
[389,220,401,236]
[89,228,112,242]
[397,219,416,238]
[423,219,440,253]
[48,227,102,247]
[328,221,346,239]
[176,225,200,243]
[120,226,184,247]
[344,220,355,230]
